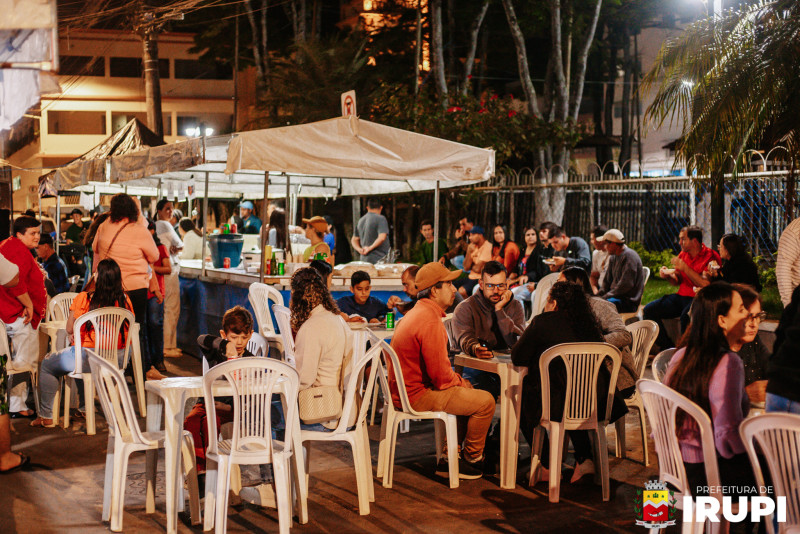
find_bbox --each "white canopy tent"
[60,116,496,279]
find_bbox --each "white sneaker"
[570,459,595,483]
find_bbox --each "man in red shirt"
[0,216,47,417]
[644,225,721,349]
[389,262,496,479]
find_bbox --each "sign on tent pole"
[341,90,356,117]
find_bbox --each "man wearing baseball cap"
[238,200,262,235]
[389,262,496,480]
[65,208,86,244]
[596,229,646,313]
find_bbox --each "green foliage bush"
[627,242,675,273]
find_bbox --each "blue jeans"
[39,346,126,419]
[512,284,532,303]
[643,293,693,349]
[147,296,164,367]
[765,393,800,414]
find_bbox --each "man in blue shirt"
[323,215,336,254]
[37,233,69,294]
[238,200,262,235]
[336,271,392,323]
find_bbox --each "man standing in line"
[155,199,184,359]
[644,225,720,350]
[596,229,645,313]
[238,200,262,235]
[777,216,800,307]
[0,216,47,418]
[390,262,496,479]
[548,227,592,273]
[351,198,391,264]
[64,209,86,244]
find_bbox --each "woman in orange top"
[31,259,134,428]
[491,225,520,276]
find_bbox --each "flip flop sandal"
[29,417,56,428]
[70,410,86,420]
[0,453,30,474]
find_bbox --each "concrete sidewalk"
[1,354,659,534]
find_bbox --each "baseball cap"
[470,225,485,236]
[239,200,255,210]
[415,262,462,291]
[301,216,328,233]
[601,229,625,244]
[69,208,83,216]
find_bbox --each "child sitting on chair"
[183,306,254,474]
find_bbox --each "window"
[110,57,169,78]
[47,110,106,135]
[111,112,172,136]
[59,56,104,76]
[174,59,232,80]
[177,113,233,137]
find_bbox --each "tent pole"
[433,181,440,260]
[260,171,269,283]
[55,193,61,255]
[201,171,209,278]
[285,173,291,262]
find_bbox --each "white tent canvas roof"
[103,116,495,198]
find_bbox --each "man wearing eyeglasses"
[452,261,525,383]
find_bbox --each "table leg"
[282,393,308,524]
[498,365,524,490]
[145,391,163,514]
[130,324,147,416]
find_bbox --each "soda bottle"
[386,311,395,330]
[270,252,277,276]
[265,253,271,275]
[230,222,238,234]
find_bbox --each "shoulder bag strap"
[99,221,133,263]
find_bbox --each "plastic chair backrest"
[246,332,269,358]
[87,349,147,445]
[625,320,659,380]
[332,335,382,434]
[378,339,430,417]
[652,348,677,384]
[73,307,135,375]
[531,272,560,319]
[539,342,621,427]
[272,304,295,366]
[248,282,284,335]
[0,321,9,358]
[203,358,299,461]
[740,413,800,533]
[637,379,721,497]
[47,292,78,322]
[642,266,651,287]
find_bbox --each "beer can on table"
[223,257,231,269]
[386,311,395,330]
[278,262,285,275]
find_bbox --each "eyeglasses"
[484,283,507,290]
[746,311,767,323]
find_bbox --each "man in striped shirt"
[777,216,800,307]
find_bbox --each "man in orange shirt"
[389,262,496,479]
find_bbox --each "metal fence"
[465,168,798,266]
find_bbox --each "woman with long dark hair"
[32,259,134,427]
[511,225,549,305]
[491,225,520,276]
[290,268,353,429]
[178,217,206,261]
[267,208,287,251]
[704,233,761,290]
[511,281,627,484]
[664,282,754,494]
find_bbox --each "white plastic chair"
[46,292,78,322]
[248,282,284,336]
[652,348,677,384]
[740,413,800,534]
[377,340,460,489]
[615,320,659,466]
[246,332,269,358]
[301,336,382,515]
[52,307,135,435]
[619,266,651,323]
[637,378,722,534]
[530,342,621,502]
[529,272,559,323]
[0,321,40,415]
[87,350,199,533]
[202,357,299,534]
[272,304,296,367]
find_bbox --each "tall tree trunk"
[462,0,491,96]
[619,29,633,174]
[447,0,456,87]
[430,0,449,102]
[476,25,489,96]
[244,0,269,90]
[500,0,542,118]
[568,0,602,122]
[142,28,164,138]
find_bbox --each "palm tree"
[642,0,800,174]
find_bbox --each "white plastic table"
[454,352,528,489]
[145,376,307,534]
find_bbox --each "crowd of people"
[2,192,800,526]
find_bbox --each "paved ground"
[0,354,661,534]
